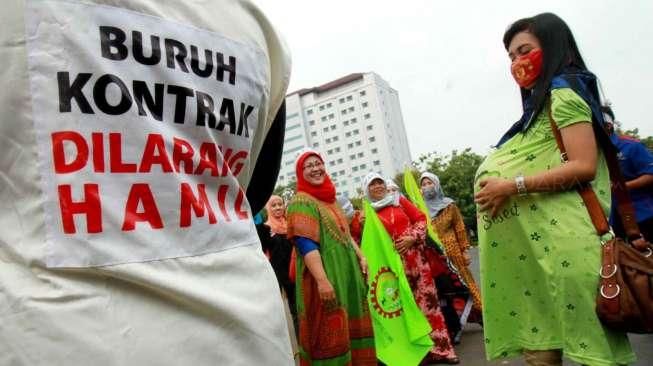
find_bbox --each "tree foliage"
[272,179,296,204]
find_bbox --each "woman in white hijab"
[362,172,459,364]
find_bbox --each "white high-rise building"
[277,72,412,198]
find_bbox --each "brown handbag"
[547,100,653,333]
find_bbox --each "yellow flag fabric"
[361,201,433,366]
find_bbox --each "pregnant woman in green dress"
[474,13,635,366]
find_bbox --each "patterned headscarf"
[420,172,454,218]
[363,172,400,211]
[264,195,287,235]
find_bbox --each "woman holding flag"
[362,172,459,365]
[286,149,376,365]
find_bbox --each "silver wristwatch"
[515,174,527,196]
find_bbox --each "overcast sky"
[254,0,653,160]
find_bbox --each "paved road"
[451,247,652,365]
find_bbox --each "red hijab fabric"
[295,150,336,204]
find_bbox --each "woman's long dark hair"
[503,13,588,118]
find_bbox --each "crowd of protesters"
[2,1,651,365]
[253,12,652,366]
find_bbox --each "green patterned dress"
[287,192,376,365]
[474,88,636,366]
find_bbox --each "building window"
[345,132,351,137]
[374,160,380,166]
[333,136,339,141]
[321,116,327,122]
[366,125,373,130]
[364,113,371,119]
[348,143,354,149]
[284,145,306,155]
[313,142,319,147]
[329,113,335,119]
[309,120,315,126]
[323,127,329,132]
[347,95,353,101]
[357,152,364,158]
[319,105,325,111]
[330,125,336,130]
[329,161,335,166]
[335,147,341,153]
[341,110,347,115]
[343,120,350,126]
[353,129,359,135]
[339,170,345,175]
[287,123,301,131]
[360,164,367,170]
[339,97,345,104]
[354,177,361,183]
[350,118,357,123]
[311,131,317,137]
[337,158,343,164]
[307,109,313,115]
[348,106,354,112]
[360,90,366,96]
[326,138,331,143]
[368,137,376,142]
[355,141,362,146]
[371,148,378,154]
[326,102,332,108]
[353,166,359,172]
[349,154,356,160]
[327,149,333,154]
[362,102,369,108]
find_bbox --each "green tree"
[273,179,296,198]
[642,136,653,151]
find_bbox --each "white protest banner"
[25,0,267,267]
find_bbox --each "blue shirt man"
[604,107,653,240]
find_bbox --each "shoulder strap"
[546,97,642,242]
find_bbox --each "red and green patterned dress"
[287,192,376,366]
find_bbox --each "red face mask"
[511,48,543,88]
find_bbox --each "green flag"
[361,201,433,366]
[403,169,443,249]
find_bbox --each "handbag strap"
[546,97,643,241]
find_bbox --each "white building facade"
[278,72,412,197]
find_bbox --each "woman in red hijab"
[286,149,376,365]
